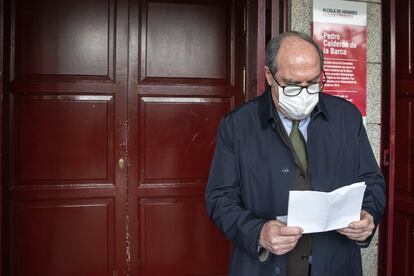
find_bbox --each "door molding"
[0,0,7,274]
[0,0,3,273]
[380,0,396,275]
[245,0,288,99]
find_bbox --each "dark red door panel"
[140,198,229,276]
[127,0,245,275]
[8,0,129,275]
[13,95,114,183]
[11,199,114,276]
[139,97,232,181]
[14,0,111,77]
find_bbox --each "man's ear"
[264,66,274,87]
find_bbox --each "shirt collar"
[258,87,329,128]
[277,109,290,121]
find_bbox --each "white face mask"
[276,85,319,120]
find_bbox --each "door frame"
[0,0,6,274]
[379,0,396,275]
[246,0,288,99]
[0,0,3,272]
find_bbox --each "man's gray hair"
[265,31,324,74]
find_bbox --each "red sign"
[313,0,367,117]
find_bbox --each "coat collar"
[258,86,330,128]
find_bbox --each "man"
[205,31,385,276]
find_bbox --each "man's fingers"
[349,219,370,229]
[343,234,365,241]
[269,234,301,245]
[337,228,373,241]
[338,224,374,235]
[272,243,297,253]
[259,220,305,256]
[268,220,302,236]
[274,220,287,227]
[268,239,300,255]
[342,231,371,241]
[338,227,365,234]
[273,248,293,256]
[278,226,303,236]
[349,211,374,228]
[270,240,298,250]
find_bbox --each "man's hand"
[337,210,375,241]
[259,220,303,255]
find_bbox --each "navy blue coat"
[205,88,386,276]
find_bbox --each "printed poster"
[313,0,367,119]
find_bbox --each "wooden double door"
[382,0,414,275]
[4,0,251,275]
[391,0,414,275]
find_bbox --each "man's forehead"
[277,36,320,65]
[279,71,321,84]
[279,36,319,52]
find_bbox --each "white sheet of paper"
[285,182,366,233]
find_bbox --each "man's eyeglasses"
[273,70,327,97]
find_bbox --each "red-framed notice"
[313,0,367,120]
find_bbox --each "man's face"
[264,36,321,116]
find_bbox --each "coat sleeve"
[357,117,386,247]
[205,116,267,258]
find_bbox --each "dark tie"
[289,121,308,171]
[287,120,311,276]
